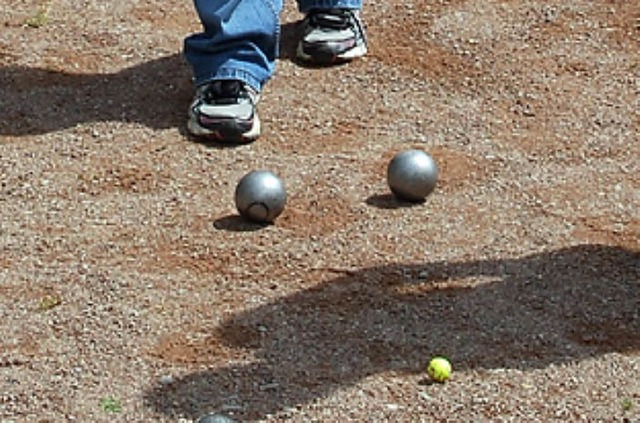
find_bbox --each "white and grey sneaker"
[297,9,368,64]
[187,80,261,143]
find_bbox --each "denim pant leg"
[184,0,283,91]
[297,0,362,13]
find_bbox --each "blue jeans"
[184,0,362,92]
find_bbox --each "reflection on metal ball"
[234,170,287,223]
[387,149,439,202]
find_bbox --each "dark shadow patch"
[144,244,640,421]
[213,215,271,232]
[365,193,426,209]
[417,378,441,387]
[185,130,257,150]
[0,54,192,136]
[278,21,302,63]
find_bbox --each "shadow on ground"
[0,53,192,136]
[144,244,640,420]
[0,22,303,137]
[366,193,426,209]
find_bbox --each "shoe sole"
[187,114,261,144]
[296,42,368,64]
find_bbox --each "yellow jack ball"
[427,356,452,383]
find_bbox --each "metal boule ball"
[234,170,287,223]
[387,149,439,202]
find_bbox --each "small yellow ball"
[427,356,452,382]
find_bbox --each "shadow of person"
[0,22,312,138]
[0,53,193,136]
[278,21,302,63]
[144,244,640,420]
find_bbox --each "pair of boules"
[234,149,439,223]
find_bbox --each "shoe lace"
[307,9,352,30]
[204,80,249,105]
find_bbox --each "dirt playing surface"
[1,0,639,421]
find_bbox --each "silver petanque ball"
[387,149,439,202]
[234,170,287,223]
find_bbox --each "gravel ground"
[1,0,639,422]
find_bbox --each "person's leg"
[184,0,283,143]
[185,0,283,90]
[296,0,366,64]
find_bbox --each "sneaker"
[187,80,261,143]
[297,9,368,64]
